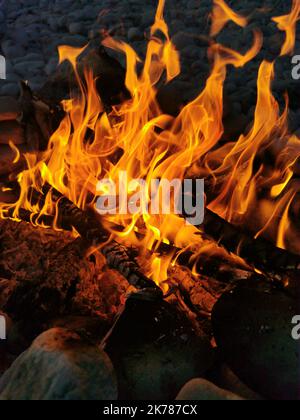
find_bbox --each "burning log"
[202,209,300,277]
[19,81,62,151]
[4,179,300,292]
[37,45,130,108]
[3,185,161,293]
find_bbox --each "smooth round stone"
[14,61,44,78]
[127,27,144,42]
[176,378,244,401]
[0,328,118,400]
[59,34,87,47]
[182,45,201,60]
[20,53,45,63]
[0,83,20,97]
[82,5,96,19]
[1,40,25,58]
[141,11,153,27]
[45,58,58,76]
[170,19,186,33]
[0,11,5,23]
[68,22,84,35]
[105,294,214,400]
[5,73,20,83]
[212,280,300,400]
[172,31,195,50]
[28,76,46,91]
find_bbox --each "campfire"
[0,0,299,401]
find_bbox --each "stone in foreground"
[0,328,118,400]
[176,378,244,401]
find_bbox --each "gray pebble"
[59,34,87,47]
[45,57,58,76]
[0,83,20,97]
[14,61,44,78]
[128,27,144,42]
[0,11,5,24]
[69,22,84,35]
[172,32,195,50]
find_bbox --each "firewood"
[4,181,299,289]
[3,186,161,293]
[4,171,300,285]
[80,46,130,106]
[202,209,300,276]
[19,81,63,151]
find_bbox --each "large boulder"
[0,328,118,400]
[105,291,214,400]
[212,280,300,400]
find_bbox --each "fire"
[1,0,300,288]
[273,0,300,56]
[210,0,248,37]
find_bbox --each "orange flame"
[273,0,300,56]
[210,0,248,36]
[1,0,300,288]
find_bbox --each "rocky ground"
[0,0,299,135]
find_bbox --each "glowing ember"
[1,0,300,288]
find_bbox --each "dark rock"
[172,31,195,50]
[60,34,87,47]
[212,280,300,400]
[69,22,84,35]
[0,83,20,97]
[105,291,214,400]
[0,328,118,400]
[176,378,244,400]
[128,27,144,42]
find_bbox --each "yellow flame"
[1,0,300,288]
[8,141,21,164]
[273,0,300,56]
[210,0,248,36]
